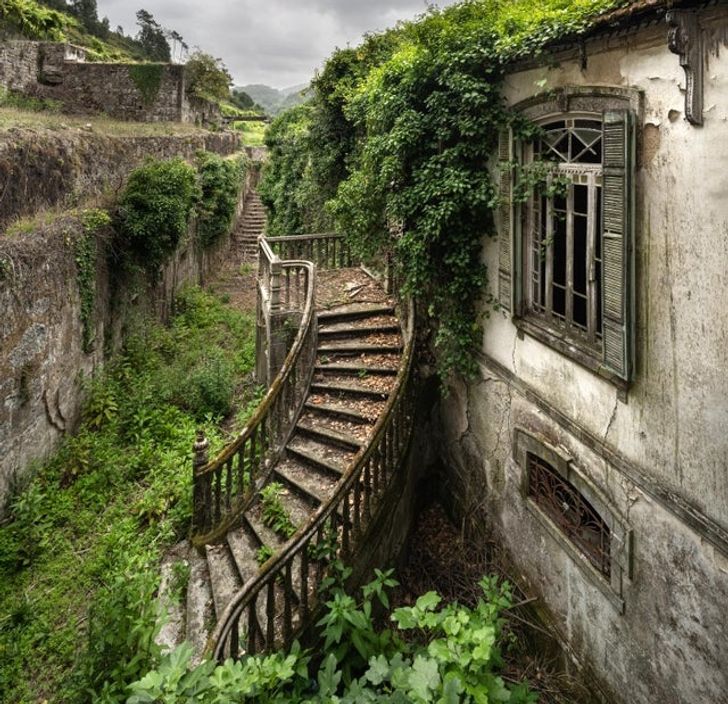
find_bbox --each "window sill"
[514,316,629,399]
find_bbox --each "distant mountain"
[237,83,309,116]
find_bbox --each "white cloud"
[96,0,457,87]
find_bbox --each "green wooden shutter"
[498,128,514,313]
[601,110,635,382]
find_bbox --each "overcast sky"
[97,1,459,89]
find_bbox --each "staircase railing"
[191,241,317,546]
[208,300,416,660]
[266,233,352,270]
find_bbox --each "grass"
[0,286,258,703]
[0,106,218,136]
[232,119,267,146]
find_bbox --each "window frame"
[515,428,632,611]
[504,87,641,391]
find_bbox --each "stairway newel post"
[192,429,210,535]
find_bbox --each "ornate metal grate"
[527,454,611,577]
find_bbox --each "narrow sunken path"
[185,267,404,656]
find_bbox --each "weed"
[260,483,296,539]
[256,544,275,565]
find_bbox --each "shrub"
[195,152,246,247]
[183,351,235,419]
[116,158,198,272]
[128,569,537,703]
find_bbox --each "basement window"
[515,428,631,610]
[527,453,611,577]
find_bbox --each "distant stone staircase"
[237,191,266,262]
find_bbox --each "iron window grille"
[527,453,611,578]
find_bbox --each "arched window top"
[535,116,603,164]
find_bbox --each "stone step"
[294,422,363,452]
[303,400,374,424]
[205,543,243,619]
[314,363,398,377]
[318,323,400,339]
[186,548,215,666]
[273,462,330,506]
[285,445,346,479]
[318,342,403,356]
[310,381,390,400]
[227,525,260,585]
[317,304,395,324]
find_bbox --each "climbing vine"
[75,208,111,353]
[129,64,165,106]
[195,152,247,247]
[261,0,628,380]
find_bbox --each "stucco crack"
[603,396,619,442]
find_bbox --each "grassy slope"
[0,287,258,703]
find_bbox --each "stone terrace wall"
[0,163,260,514]
[0,40,42,93]
[0,41,220,125]
[0,129,240,229]
[40,63,187,123]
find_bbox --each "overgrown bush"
[0,0,68,39]
[258,103,332,236]
[129,566,536,703]
[195,153,246,247]
[259,0,626,379]
[116,158,198,273]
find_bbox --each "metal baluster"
[230,613,239,659]
[248,599,258,654]
[301,542,310,619]
[214,469,222,523]
[225,458,233,510]
[266,580,276,648]
[342,493,351,557]
[283,561,293,647]
[353,476,361,539]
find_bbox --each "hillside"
[1,0,165,63]
[237,82,309,115]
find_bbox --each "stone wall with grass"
[0,40,219,124]
[0,128,239,230]
[0,160,259,515]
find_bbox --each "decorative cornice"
[667,9,704,126]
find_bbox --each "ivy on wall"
[259,0,628,379]
[129,64,165,106]
[75,208,111,353]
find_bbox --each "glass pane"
[573,212,588,296]
[596,187,603,336]
[552,206,567,286]
[574,184,588,216]
[573,293,587,329]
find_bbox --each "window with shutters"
[498,89,638,387]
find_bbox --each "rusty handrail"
[208,299,416,660]
[191,245,317,545]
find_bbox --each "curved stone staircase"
[166,233,415,663]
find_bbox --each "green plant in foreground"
[260,482,297,539]
[128,568,537,703]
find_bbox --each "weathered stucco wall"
[0,129,239,229]
[439,7,728,703]
[0,163,259,514]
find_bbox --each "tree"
[135,9,171,62]
[185,52,232,102]
[230,89,255,110]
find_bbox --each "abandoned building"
[1,1,727,702]
[438,1,728,701]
